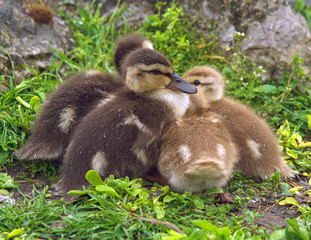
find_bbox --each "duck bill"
[165,74,197,94]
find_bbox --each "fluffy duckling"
[114,34,154,74]
[158,111,238,203]
[182,66,297,180]
[57,48,197,195]
[14,71,123,161]
[14,34,153,161]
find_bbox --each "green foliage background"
[0,1,311,239]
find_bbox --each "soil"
[2,161,310,234]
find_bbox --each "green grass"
[1,1,311,239]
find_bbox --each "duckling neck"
[145,89,190,120]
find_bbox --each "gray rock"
[1,0,310,89]
[0,0,74,91]
[93,0,311,81]
[182,0,311,80]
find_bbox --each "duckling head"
[182,66,224,102]
[114,34,154,74]
[121,48,197,94]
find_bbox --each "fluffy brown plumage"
[158,112,238,196]
[183,66,297,180]
[14,71,123,161]
[114,34,154,74]
[14,34,152,161]
[57,48,196,195]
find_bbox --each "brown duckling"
[14,34,152,161]
[182,66,297,180]
[114,34,154,74]
[158,111,238,203]
[57,48,197,195]
[14,71,123,161]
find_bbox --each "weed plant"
[0,1,310,239]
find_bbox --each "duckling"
[14,71,123,161]
[158,111,238,203]
[14,34,152,161]
[182,66,297,180]
[56,48,197,195]
[114,34,154,74]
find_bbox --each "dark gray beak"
[165,74,197,94]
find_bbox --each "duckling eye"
[193,80,201,86]
[150,69,162,75]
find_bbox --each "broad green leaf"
[221,227,231,237]
[289,186,302,193]
[85,170,104,186]
[288,134,298,148]
[262,84,277,93]
[279,182,293,196]
[192,219,220,233]
[222,67,232,78]
[162,229,184,240]
[30,96,41,113]
[95,185,121,198]
[286,149,298,159]
[270,229,285,240]
[286,219,300,234]
[192,196,204,209]
[205,186,223,194]
[271,170,280,181]
[154,205,165,219]
[0,189,9,195]
[163,194,175,203]
[280,197,310,213]
[233,229,244,240]
[279,197,299,206]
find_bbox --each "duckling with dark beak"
[14,34,154,162]
[57,48,196,196]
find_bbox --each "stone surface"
[1,0,310,89]
[83,0,311,80]
[181,0,311,80]
[0,0,74,91]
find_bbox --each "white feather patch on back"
[178,145,192,163]
[247,139,262,159]
[92,151,108,175]
[123,113,153,136]
[59,107,76,133]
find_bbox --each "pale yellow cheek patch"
[59,107,76,133]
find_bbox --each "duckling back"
[14,71,122,161]
[158,113,238,193]
[210,97,297,180]
[183,66,297,180]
